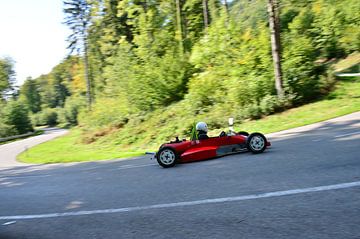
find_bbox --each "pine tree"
[64,0,92,109]
[0,57,15,100]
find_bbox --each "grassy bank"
[18,129,144,164]
[18,77,360,164]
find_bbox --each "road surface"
[0,112,359,239]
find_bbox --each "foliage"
[0,57,15,99]
[0,122,17,138]
[1,100,33,135]
[31,108,58,127]
[19,77,42,113]
[58,96,87,126]
[259,95,281,115]
[63,0,92,108]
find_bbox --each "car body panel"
[181,146,218,162]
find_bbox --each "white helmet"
[196,122,208,133]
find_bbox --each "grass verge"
[18,77,360,164]
[18,129,144,164]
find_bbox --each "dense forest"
[1,0,359,146]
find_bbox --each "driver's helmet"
[196,122,208,133]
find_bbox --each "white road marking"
[2,221,16,226]
[84,166,102,170]
[84,163,156,171]
[1,181,360,221]
[0,174,51,179]
[334,131,360,138]
[112,163,157,170]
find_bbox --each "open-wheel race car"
[154,131,271,168]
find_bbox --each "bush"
[260,95,280,115]
[41,108,58,126]
[78,97,127,129]
[186,72,226,110]
[30,113,42,126]
[242,104,262,120]
[31,109,58,126]
[0,122,17,138]
[58,97,86,127]
[2,100,33,134]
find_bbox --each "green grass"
[18,129,144,164]
[18,77,360,164]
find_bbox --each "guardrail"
[335,72,360,77]
[0,132,35,143]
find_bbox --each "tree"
[267,0,284,97]
[64,0,92,109]
[2,100,33,134]
[19,77,42,113]
[0,57,15,100]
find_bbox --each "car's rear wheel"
[157,147,178,168]
[247,133,267,154]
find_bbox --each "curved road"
[0,128,68,168]
[0,112,359,238]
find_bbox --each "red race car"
[155,132,271,168]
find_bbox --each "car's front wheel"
[247,133,267,154]
[156,147,178,168]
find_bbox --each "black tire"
[156,147,178,168]
[238,131,249,136]
[246,133,267,154]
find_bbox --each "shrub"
[186,72,226,111]
[30,113,42,126]
[242,104,262,120]
[2,100,33,134]
[31,109,58,126]
[58,97,86,127]
[0,122,17,138]
[260,95,280,115]
[41,108,58,126]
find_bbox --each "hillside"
[18,75,360,163]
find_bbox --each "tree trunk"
[83,38,92,110]
[267,0,283,97]
[223,0,229,14]
[175,0,184,53]
[202,0,209,33]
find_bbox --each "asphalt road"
[0,128,68,168]
[0,112,359,239]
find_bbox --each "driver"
[196,122,209,140]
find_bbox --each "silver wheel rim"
[159,149,176,165]
[250,136,265,151]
